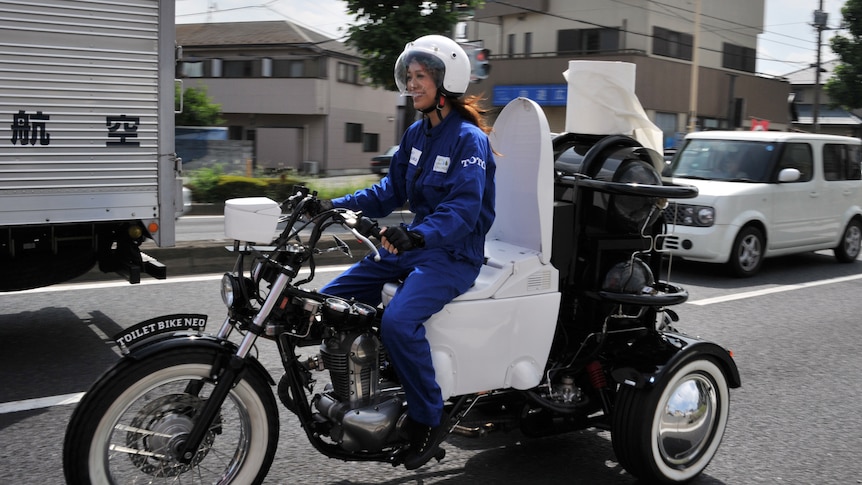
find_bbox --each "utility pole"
[687,0,702,133]
[813,2,827,133]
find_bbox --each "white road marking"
[0,392,84,414]
[9,265,356,294]
[687,272,862,306]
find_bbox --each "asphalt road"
[2,244,862,483]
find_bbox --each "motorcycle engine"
[313,328,407,451]
[320,329,380,403]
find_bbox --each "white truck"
[0,0,182,291]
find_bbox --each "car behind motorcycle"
[63,97,739,484]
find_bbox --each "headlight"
[221,273,241,308]
[669,204,715,227]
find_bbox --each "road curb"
[187,203,225,216]
[73,238,369,284]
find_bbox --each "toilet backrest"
[487,97,554,263]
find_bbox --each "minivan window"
[669,139,775,182]
[823,143,862,181]
[777,143,813,182]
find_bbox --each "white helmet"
[394,35,471,98]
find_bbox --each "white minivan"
[663,131,862,277]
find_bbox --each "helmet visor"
[394,51,445,97]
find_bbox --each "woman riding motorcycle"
[310,34,496,470]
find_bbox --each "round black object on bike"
[602,257,655,294]
[609,156,664,234]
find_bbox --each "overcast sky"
[175,0,849,78]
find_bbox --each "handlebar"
[275,186,384,262]
[338,211,382,262]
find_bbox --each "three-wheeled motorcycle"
[64,97,740,484]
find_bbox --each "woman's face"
[405,60,438,111]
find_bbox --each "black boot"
[403,416,448,470]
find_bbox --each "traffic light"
[472,47,491,81]
[460,42,491,83]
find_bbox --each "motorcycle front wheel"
[611,355,730,484]
[63,347,279,485]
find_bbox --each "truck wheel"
[727,226,763,277]
[612,356,731,484]
[834,219,862,263]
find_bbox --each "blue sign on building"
[492,84,568,107]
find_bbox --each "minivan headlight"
[668,204,715,227]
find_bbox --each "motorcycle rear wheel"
[612,355,730,483]
[63,348,279,485]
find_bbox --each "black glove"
[304,198,333,218]
[381,225,425,253]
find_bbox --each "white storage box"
[224,197,281,243]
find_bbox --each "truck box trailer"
[0,0,181,291]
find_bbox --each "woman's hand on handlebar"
[380,226,424,254]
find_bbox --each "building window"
[180,61,204,78]
[223,60,254,78]
[653,27,692,61]
[557,28,620,54]
[345,123,362,143]
[722,43,756,73]
[289,60,305,77]
[524,32,532,58]
[271,59,303,77]
[363,133,379,153]
[507,33,515,58]
[654,112,678,149]
[338,62,359,84]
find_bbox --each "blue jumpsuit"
[321,110,495,427]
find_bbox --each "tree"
[343,1,483,91]
[175,85,225,126]
[825,0,862,109]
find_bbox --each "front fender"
[123,332,276,386]
[611,331,741,390]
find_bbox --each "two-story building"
[462,0,793,149]
[176,21,397,175]
[178,2,800,174]
[784,59,862,137]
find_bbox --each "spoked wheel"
[63,348,279,484]
[612,356,731,484]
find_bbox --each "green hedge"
[185,166,377,204]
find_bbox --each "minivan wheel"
[834,219,862,263]
[728,226,764,277]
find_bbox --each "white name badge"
[409,147,421,166]
[433,155,451,173]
